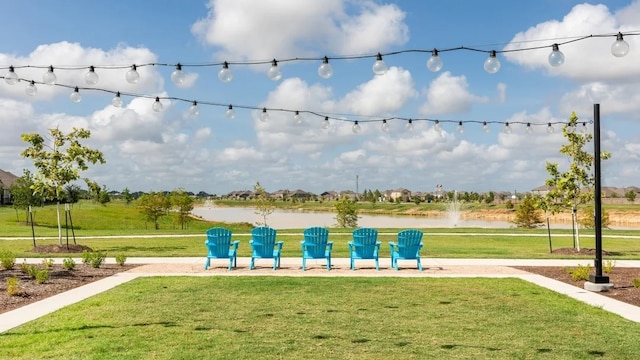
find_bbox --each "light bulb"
[293,111,303,124]
[406,119,414,132]
[152,97,163,112]
[188,101,199,116]
[372,53,388,76]
[526,123,532,134]
[259,108,269,122]
[5,66,19,85]
[218,61,232,83]
[546,123,555,134]
[322,116,330,129]
[548,44,565,67]
[381,119,390,132]
[111,92,123,107]
[352,121,361,133]
[426,49,443,72]
[171,64,185,85]
[43,65,56,85]
[267,59,282,81]
[317,56,333,79]
[503,122,511,134]
[566,123,575,134]
[85,65,99,85]
[581,122,588,134]
[126,65,140,84]
[25,81,37,96]
[482,122,490,133]
[484,50,501,74]
[70,87,82,103]
[611,32,630,57]
[226,105,235,119]
[456,121,464,134]
[434,120,442,133]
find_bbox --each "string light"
[482,122,489,133]
[372,53,387,75]
[293,110,303,124]
[267,59,282,81]
[152,96,163,112]
[111,91,123,107]
[548,44,565,67]
[503,122,511,134]
[456,121,464,134]
[611,32,630,57]
[188,101,199,116]
[317,56,333,79]
[225,105,235,119]
[426,49,443,72]
[546,122,555,134]
[566,122,575,134]
[381,119,390,132]
[25,81,37,96]
[43,66,56,85]
[352,121,361,133]
[322,116,330,129]
[526,123,532,134]
[484,50,500,74]
[259,108,269,122]
[126,65,140,84]
[406,119,414,132]
[5,66,19,85]
[70,87,81,103]
[434,119,442,133]
[171,63,185,85]
[85,65,99,85]
[218,61,232,83]
[581,122,589,134]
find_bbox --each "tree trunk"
[572,208,581,251]
[56,201,62,246]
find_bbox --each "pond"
[191,206,514,229]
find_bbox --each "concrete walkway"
[2,257,640,333]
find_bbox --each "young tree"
[170,188,194,229]
[9,169,43,223]
[625,190,636,203]
[20,127,105,245]
[544,112,610,250]
[122,187,134,205]
[578,206,611,230]
[137,191,170,230]
[63,184,82,204]
[253,182,274,226]
[335,196,358,228]
[512,194,544,229]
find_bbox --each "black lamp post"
[589,103,609,284]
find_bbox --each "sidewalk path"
[2,257,640,333]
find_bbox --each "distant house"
[290,189,315,200]
[227,190,253,200]
[0,169,19,205]
[531,185,553,197]
[270,189,289,200]
[387,188,411,202]
[320,191,338,201]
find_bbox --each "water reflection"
[191,206,514,229]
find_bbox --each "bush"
[26,265,39,279]
[63,257,76,270]
[35,269,49,284]
[81,250,92,264]
[566,264,591,281]
[41,258,55,269]
[20,260,30,274]
[87,251,107,268]
[115,254,127,266]
[6,276,20,296]
[0,250,16,270]
[633,278,640,288]
[603,260,615,274]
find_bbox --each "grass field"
[2,277,639,359]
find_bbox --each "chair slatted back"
[251,226,278,258]
[303,227,329,258]
[396,229,423,259]
[206,227,233,257]
[351,227,379,258]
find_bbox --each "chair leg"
[327,256,331,270]
[350,258,354,270]
[375,258,379,271]
[302,258,306,271]
[227,258,232,271]
[204,258,210,270]
[250,258,255,270]
[417,258,422,271]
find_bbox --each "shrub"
[603,260,615,274]
[81,250,92,264]
[566,264,591,281]
[20,260,30,274]
[63,257,76,270]
[89,251,107,269]
[633,278,640,288]
[115,254,127,266]
[0,250,16,270]
[41,258,55,269]
[7,276,20,296]
[35,269,50,284]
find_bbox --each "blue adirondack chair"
[389,229,424,271]
[250,226,284,270]
[348,227,381,270]
[204,227,239,271]
[300,226,333,271]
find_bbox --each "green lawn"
[2,277,639,359]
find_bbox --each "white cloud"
[191,0,408,61]
[419,72,488,115]
[340,67,416,116]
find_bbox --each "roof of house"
[0,169,18,189]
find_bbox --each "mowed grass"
[2,276,639,359]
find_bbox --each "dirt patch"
[30,244,94,254]
[0,263,139,314]
[551,247,610,256]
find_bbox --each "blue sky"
[1,0,640,195]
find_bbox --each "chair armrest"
[231,240,240,249]
[327,241,333,250]
[347,241,354,250]
[276,241,284,250]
